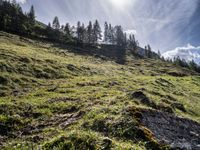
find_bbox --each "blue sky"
[17,0,200,54]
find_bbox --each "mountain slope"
[0,32,200,150]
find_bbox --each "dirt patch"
[140,109,200,150]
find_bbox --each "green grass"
[0,31,200,149]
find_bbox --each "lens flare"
[108,0,133,10]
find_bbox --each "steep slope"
[0,32,200,150]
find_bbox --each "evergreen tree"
[87,21,93,44]
[52,17,61,40]
[115,25,124,46]
[26,5,36,34]
[108,24,114,44]
[123,33,127,47]
[189,60,198,71]
[46,22,53,39]
[64,23,70,35]
[64,23,72,41]
[147,45,152,58]
[80,23,86,43]
[157,50,161,59]
[76,21,81,43]
[0,0,27,34]
[52,16,60,30]
[93,20,102,44]
[104,22,109,43]
[47,22,51,28]
[28,5,35,24]
[128,34,136,49]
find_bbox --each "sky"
[16,0,200,55]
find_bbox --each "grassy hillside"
[0,32,200,149]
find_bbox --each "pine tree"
[80,23,86,43]
[189,60,198,71]
[104,22,109,43]
[52,16,60,30]
[108,24,114,44]
[128,34,136,49]
[76,21,81,43]
[64,23,72,41]
[115,25,124,46]
[28,5,35,24]
[48,22,51,28]
[93,20,102,44]
[46,22,53,39]
[123,33,127,47]
[146,45,152,58]
[157,50,161,59]
[87,21,93,44]
[52,17,61,40]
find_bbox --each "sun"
[109,0,133,9]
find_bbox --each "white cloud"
[162,44,200,64]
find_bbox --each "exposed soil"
[140,109,200,150]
